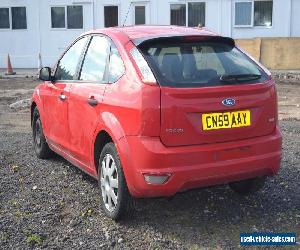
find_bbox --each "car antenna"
[122,2,133,26]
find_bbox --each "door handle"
[59,94,66,101]
[87,97,98,107]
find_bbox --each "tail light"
[130,47,157,85]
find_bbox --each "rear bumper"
[118,126,282,198]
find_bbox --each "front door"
[68,35,111,169]
[43,36,89,151]
[43,81,70,150]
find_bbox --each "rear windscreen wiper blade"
[220,74,262,82]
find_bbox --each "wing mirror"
[39,67,54,81]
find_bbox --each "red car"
[32,26,282,220]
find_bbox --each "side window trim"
[53,35,90,82]
[107,43,126,84]
[103,43,112,83]
[78,34,112,84]
[74,36,92,80]
[77,35,93,82]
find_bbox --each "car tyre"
[229,177,266,195]
[98,142,134,220]
[32,107,53,159]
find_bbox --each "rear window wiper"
[220,74,262,83]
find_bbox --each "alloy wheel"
[100,154,119,212]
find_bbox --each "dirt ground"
[0,77,299,249]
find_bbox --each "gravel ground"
[0,78,299,249]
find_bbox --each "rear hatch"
[138,36,277,146]
[160,82,277,146]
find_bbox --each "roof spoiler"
[133,35,235,47]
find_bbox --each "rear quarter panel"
[90,37,161,182]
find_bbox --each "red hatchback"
[32,26,282,220]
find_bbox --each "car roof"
[84,25,218,45]
[112,25,216,39]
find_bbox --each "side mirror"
[39,67,52,81]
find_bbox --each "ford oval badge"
[222,98,236,106]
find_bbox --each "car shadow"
[50,152,299,248]
[124,183,298,247]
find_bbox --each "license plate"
[202,110,251,131]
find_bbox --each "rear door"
[138,37,277,147]
[67,35,111,168]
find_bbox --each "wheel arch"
[92,127,136,197]
[92,111,128,171]
[93,130,113,174]
[31,101,37,127]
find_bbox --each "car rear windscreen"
[138,37,269,88]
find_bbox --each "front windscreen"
[138,37,269,88]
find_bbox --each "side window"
[11,7,27,29]
[80,36,110,82]
[0,8,10,29]
[108,44,125,83]
[55,37,88,80]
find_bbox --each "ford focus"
[32,26,282,220]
